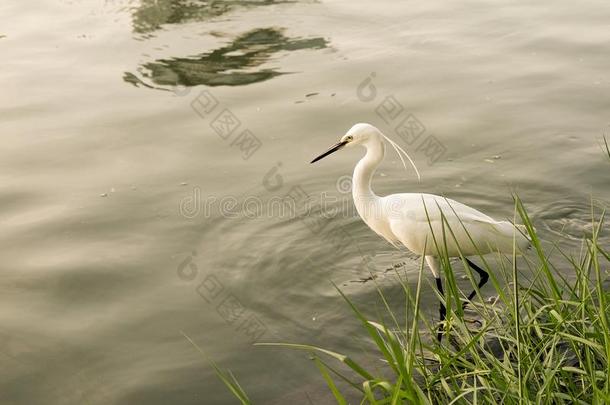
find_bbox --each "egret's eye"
[346,135,353,142]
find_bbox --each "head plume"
[380,133,421,182]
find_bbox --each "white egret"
[311,123,530,339]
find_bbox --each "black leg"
[435,277,446,341]
[465,258,489,302]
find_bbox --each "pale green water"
[1,0,609,404]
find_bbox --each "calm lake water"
[1,0,609,403]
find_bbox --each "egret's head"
[310,123,381,163]
[310,123,421,182]
[340,123,382,146]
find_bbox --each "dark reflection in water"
[125,28,328,88]
[132,0,297,34]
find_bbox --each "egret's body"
[356,193,527,260]
[311,123,529,338]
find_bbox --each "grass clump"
[258,198,609,404]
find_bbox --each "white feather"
[381,133,422,182]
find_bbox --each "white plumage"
[311,123,529,331]
[364,193,529,259]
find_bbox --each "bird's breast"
[354,200,401,246]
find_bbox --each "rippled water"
[1,0,609,403]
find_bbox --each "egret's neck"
[352,138,385,215]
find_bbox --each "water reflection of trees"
[124,28,328,88]
[131,0,297,34]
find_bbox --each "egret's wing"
[386,194,530,255]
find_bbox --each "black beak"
[310,141,348,163]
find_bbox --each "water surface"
[1,0,609,403]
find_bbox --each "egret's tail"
[515,223,534,250]
[491,221,532,253]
